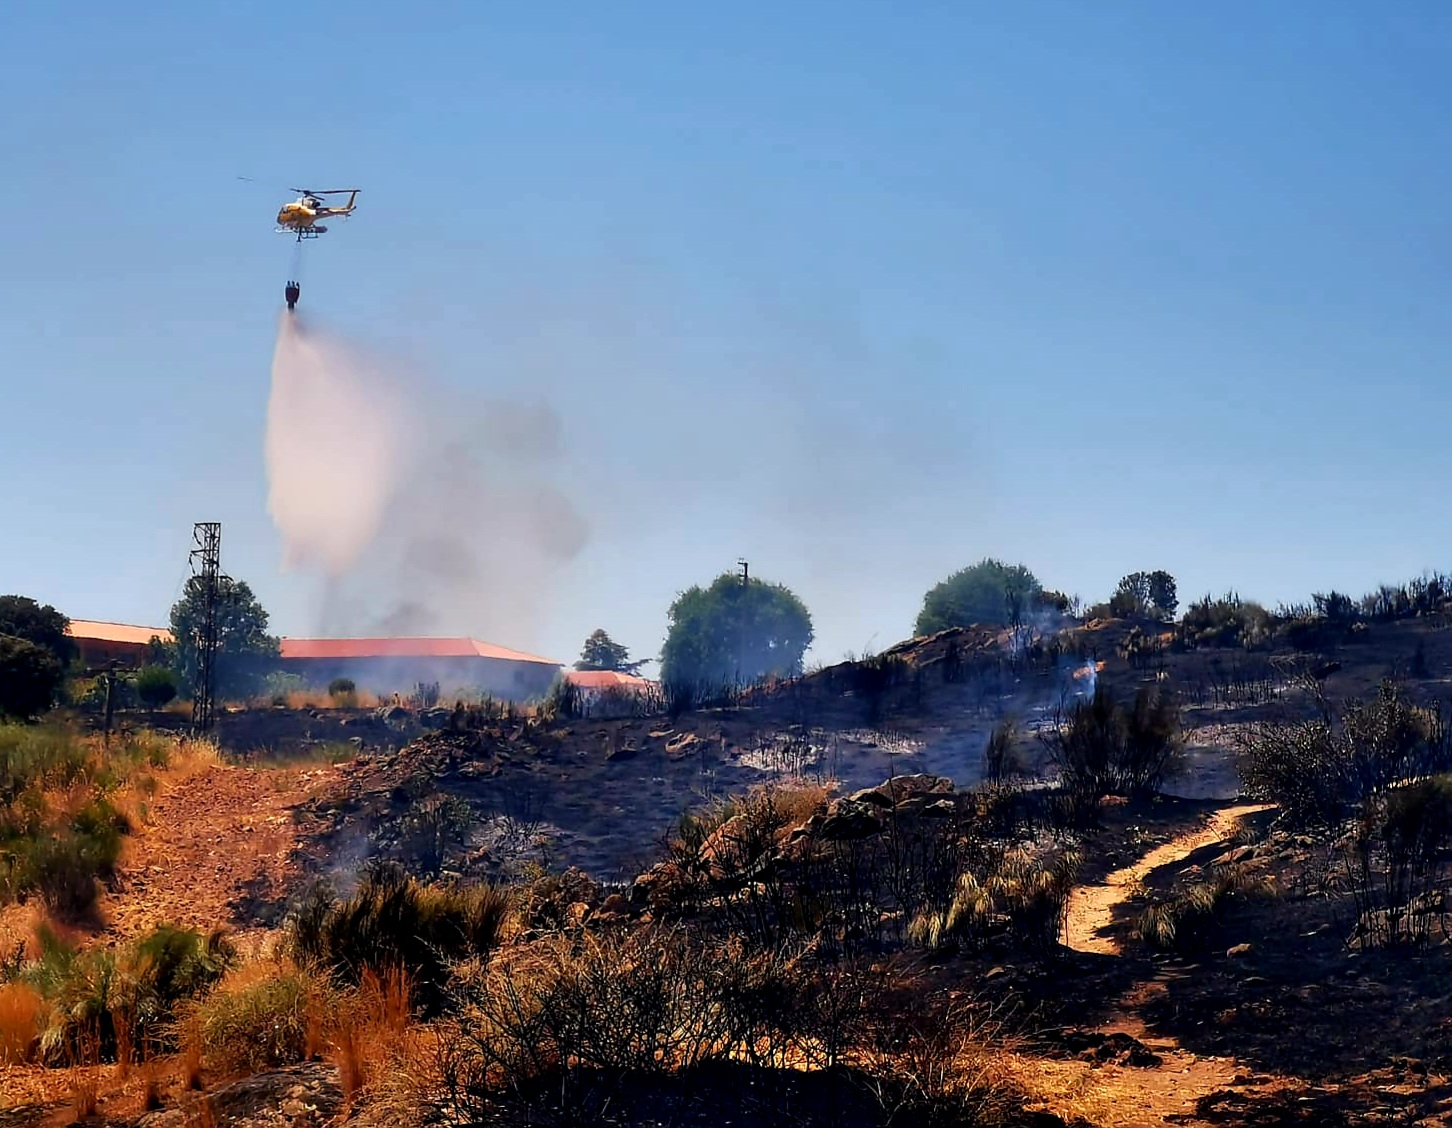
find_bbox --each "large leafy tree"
[914,559,1042,636]
[0,595,75,670]
[575,628,644,674]
[169,577,281,699]
[660,572,813,689]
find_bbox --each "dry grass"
[0,981,42,1064]
[330,965,416,1101]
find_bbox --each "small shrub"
[1340,775,1452,949]
[983,720,1025,782]
[193,965,333,1074]
[19,924,234,1065]
[287,862,510,1014]
[135,666,179,714]
[1136,864,1276,954]
[328,677,357,699]
[1039,684,1182,814]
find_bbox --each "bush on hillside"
[327,677,356,699]
[135,665,178,713]
[914,559,1042,635]
[15,924,233,1065]
[1240,680,1452,828]
[286,861,511,1014]
[1038,684,1182,819]
[191,964,335,1075]
[1176,593,1273,650]
[0,637,64,720]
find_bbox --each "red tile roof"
[565,669,654,690]
[67,620,173,646]
[279,637,559,666]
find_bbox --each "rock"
[818,799,884,840]
[421,706,454,729]
[138,1063,342,1127]
[923,798,957,817]
[565,901,591,928]
[1227,943,1253,958]
[606,743,638,762]
[1212,845,1260,867]
[596,893,631,918]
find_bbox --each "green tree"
[660,571,813,690]
[0,635,64,719]
[135,665,179,714]
[574,628,644,674]
[0,595,75,670]
[913,559,1042,636]
[1109,571,1179,621]
[169,577,281,700]
[1148,570,1178,620]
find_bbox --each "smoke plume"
[265,312,588,649]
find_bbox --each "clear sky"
[4,2,1452,670]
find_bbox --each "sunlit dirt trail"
[1064,802,1273,956]
[1038,803,1277,1127]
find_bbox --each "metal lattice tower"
[189,522,223,734]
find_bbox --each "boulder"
[819,799,884,841]
[138,1063,341,1127]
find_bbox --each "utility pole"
[189,522,223,736]
[83,659,121,744]
[738,558,749,586]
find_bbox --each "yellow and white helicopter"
[275,187,360,241]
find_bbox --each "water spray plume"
[264,310,588,649]
[266,313,416,577]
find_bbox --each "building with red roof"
[277,636,562,701]
[67,620,173,669]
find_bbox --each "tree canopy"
[575,628,644,674]
[1109,570,1179,621]
[913,559,1042,636]
[0,595,75,670]
[660,572,814,691]
[168,577,281,700]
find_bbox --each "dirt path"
[1064,802,1272,956]
[1035,803,1276,1127]
[103,758,341,947]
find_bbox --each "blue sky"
[4,2,1452,669]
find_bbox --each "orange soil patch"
[102,757,342,946]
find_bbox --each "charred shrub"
[1340,775,1452,949]
[286,861,509,1014]
[1241,680,1452,828]
[397,792,474,878]
[1039,684,1182,818]
[982,720,1025,783]
[437,925,815,1124]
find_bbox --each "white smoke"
[266,313,418,576]
[265,312,588,650]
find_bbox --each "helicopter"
[275,187,360,241]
